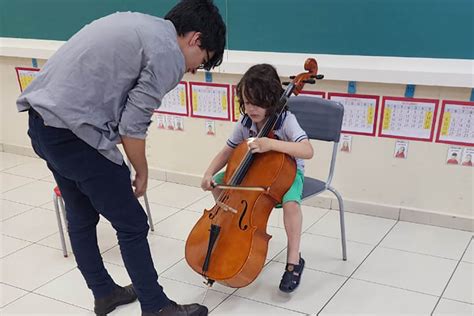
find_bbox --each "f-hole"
[238,200,248,230]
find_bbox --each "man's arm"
[121,136,147,197]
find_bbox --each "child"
[18,1,225,315]
[201,64,314,293]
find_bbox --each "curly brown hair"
[236,64,284,117]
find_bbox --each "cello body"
[185,142,296,287]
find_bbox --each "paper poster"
[394,140,409,159]
[231,85,241,122]
[435,100,474,146]
[190,82,230,120]
[340,135,352,153]
[379,97,438,142]
[446,146,462,165]
[155,81,188,116]
[461,148,473,167]
[328,93,379,136]
[156,114,166,129]
[15,67,40,92]
[205,120,216,136]
[165,115,175,130]
[174,116,184,131]
[299,90,325,98]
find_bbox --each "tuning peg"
[289,76,296,79]
[316,74,324,80]
[303,79,316,84]
[282,81,290,85]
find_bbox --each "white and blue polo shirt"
[226,111,308,171]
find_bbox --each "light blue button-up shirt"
[17,12,185,164]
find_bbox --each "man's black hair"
[165,0,226,70]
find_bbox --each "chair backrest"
[287,96,344,142]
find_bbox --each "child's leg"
[282,201,303,264]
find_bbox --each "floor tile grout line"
[315,219,400,315]
[1,197,39,210]
[302,229,468,261]
[26,290,93,312]
[378,245,468,262]
[0,265,82,311]
[349,277,441,298]
[228,292,308,315]
[302,209,331,234]
[2,170,51,181]
[1,204,57,223]
[430,236,474,315]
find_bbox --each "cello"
[185,58,323,288]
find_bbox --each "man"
[16,1,225,315]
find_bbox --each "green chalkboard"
[1,0,472,59]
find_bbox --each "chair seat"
[302,177,326,200]
[54,186,62,197]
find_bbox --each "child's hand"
[201,173,216,191]
[248,137,273,154]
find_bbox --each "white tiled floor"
[1,152,473,315]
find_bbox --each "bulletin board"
[15,67,40,92]
[231,85,241,122]
[190,82,230,120]
[435,100,474,146]
[328,93,379,136]
[155,81,188,116]
[379,96,438,142]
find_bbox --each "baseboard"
[1,143,38,157]
[2,143,472,232]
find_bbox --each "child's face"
[243,95,267,124]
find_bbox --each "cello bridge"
[216,201,238,214]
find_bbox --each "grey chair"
[53,157,155,257]
[289,95,347,261]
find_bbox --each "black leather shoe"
[94,284,137,316]
[142,301,208,316]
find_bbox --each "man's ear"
[189,31,202,47]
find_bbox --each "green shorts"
[213,169,304,209]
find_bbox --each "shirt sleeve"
[226,119,246,148]
[119,49,183,139]
[283,112,308,142]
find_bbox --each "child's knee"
[283,201,300,212]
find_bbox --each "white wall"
[1,44,472,229]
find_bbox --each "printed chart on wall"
[155,81,188,116]
[231,85,240,122]
[435,100,474,146]
[190,82,230,120]
[379,97,438,142]
[299,90,325,99]
[15,67,40,92]
[328,93,378,136]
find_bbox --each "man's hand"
[133,171,148,198]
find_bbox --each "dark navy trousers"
[27,108,169,312]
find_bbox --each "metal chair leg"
[143,192,155,231]
[125,157,154,231]
[328,186,347,261]
[53,192,68,257]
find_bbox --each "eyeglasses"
[197,50,211,71]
